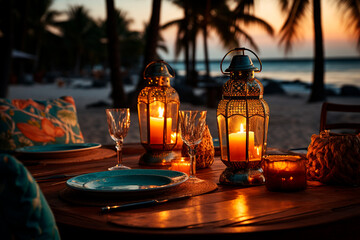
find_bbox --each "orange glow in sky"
[52,0,359,59]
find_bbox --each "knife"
[101,194,192,214]
[35,174,78,181]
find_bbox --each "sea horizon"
[168,57,360,89]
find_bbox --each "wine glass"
[106,108,131,170]
[179,110,207,182]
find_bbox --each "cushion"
[0,96,84,151]
[0,154,60,239]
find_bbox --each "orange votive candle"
[264,155,307,191]
[170,158,190,175]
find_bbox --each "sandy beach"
[7,83,360,151]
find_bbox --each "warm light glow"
[171,132,177,144]
[150,102,172,144]
[265,155,307,191]
[171,158,190,175]
[229,123,255,161]
[158,106,164,118]
[240,123,244,133]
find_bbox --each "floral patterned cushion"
[0,96,84,151]
[0,154,60,239]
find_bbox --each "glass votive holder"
[263,155,307,192]
[170,158,190,175]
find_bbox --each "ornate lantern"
[137,60,180,165]
[217,48,269,185]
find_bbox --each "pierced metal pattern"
[222,74,262,98]
[217,72,269,169]
[138,86,179,105]
[146,76,171,87]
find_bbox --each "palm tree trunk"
[191,31,197,87]
[308,0,325,102]
[106,0,126,107]
[203,0,211,80]
[184,0,190,84]
[0,0,13,97]
[136,0,162,93]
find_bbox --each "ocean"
[169,58,360,89]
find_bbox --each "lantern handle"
[143,60,175,79]
[220,47,262,75]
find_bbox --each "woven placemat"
[20,148,116,164]
[59,179,218,207]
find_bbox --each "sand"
[7,83,360,150]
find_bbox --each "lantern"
[137,60,180,165]
[217,48,269,185]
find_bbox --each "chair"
[0,154,60,239]
[320,102,360,133]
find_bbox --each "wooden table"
[26,144,360,240]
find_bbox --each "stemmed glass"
[106,108,131,170]
[179,110,207,182]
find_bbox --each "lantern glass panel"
[138,102,148,144]
[217,114,228,161]
[149,101,167,145]
[166,101,179,144]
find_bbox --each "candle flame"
[171,132,177,143]
[158,106,164,118]
[240,123,244,133]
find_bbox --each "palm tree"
[278,0,360,102]
[135,0,162,94]
[56,5,100,75]
[0,0,14,97]
[105,0,126,107]
[163,0,274,86]
[29,0,60,72]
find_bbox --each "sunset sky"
[52,0,359,60]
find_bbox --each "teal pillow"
[0,154,60,239]
[0,96,84,151]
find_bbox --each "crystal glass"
[106,108,131,170]
[179,110,207,182]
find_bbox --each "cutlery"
[35,174,78,181]
[101,194,192,214]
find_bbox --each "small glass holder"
[170,158,191,175]
[264,155,307,192]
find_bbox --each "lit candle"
[228,123,254,161]
[264,155,307,191]
[150,106,172,144]
[253,146,262,159]
[170,158,190,175]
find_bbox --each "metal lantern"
[137,60,180,165]
[217,48,269,185]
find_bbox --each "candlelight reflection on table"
[264,155,307,192]
[171,158,191,175]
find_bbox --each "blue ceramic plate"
[15,143,102,159]
[16,143,101,154]
[66,169,189,194]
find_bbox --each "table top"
[26,144,360,239]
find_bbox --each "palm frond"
[233,0,255,15]
[279,0,310,54]
[279,0,290,13]
[336,0,360,52]
[233,25,259,52]
[161,19,183,29]
[235,14,274,36]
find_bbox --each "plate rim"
[15,143,102,154]
[66,169,189,193]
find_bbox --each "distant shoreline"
[168,57,360,63]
